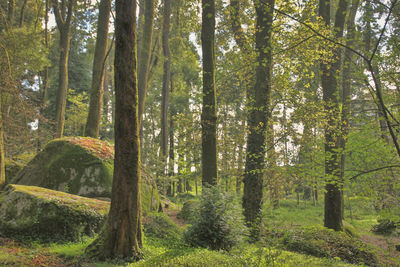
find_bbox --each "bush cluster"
[184,187,248,251]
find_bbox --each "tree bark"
[243,0,274,238]
[201,0,218,187]
[7,0,14,26]
[320,0,348,231]
[85,0,112,138]
[18,0,28,27]
[0,95,5,187]
[339,0,360,219]
[53,0,74,138]
[160,0,171,157]
[85,0,142,260]
[138,0,154,126]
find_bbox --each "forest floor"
[0,195,399,266]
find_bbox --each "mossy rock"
[5,159,25,184]
[281,226,379,266]
[0,184,109,241]
[11,137,160,215]
[143,212,182,240]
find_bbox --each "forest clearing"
[0,0,400,266]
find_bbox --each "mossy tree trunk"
[138,0,154,126]
[201,0,218,188]
[319,0,348,231]
[243,0,274,239]
[53,0,74,138]
[339,0,360,219]
[0,96,5,187]
[160,0,171,158]
[85,0,112,138]
[86,0,142,259]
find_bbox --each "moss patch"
[4,159,25,184]
[0,184,109,242]
[10,137,160,214]
[278,226,379,266]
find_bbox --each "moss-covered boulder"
[5,159,25,184]
[0,184,109,241]
[11,137,160,214]
[11,137,114,198]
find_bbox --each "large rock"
[11,137,160,214]
[5,159,25,184]
[0,184,109,241]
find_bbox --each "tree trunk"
[243,0,274,239]
[85,0,142,259]
[85,0,112,138]
[160,0,171,157]
[0,96,5,187]
[53,0,74,138]
[201,0,218,187]
[320,0,348,231]
[167,79,175,197]
[38,0,49,151]
[18,0,28,27]
[339,0,360,219]
[7,0,14,26]
[138,0,154,125]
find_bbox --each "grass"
[0,193,390,266]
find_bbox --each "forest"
[0,0,399,266]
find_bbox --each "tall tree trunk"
[160,0,171,158]
[243,0,274,239]
[167,78,175,197]
[0,96,5,187]
[85,0,142,259]
[320,0,348,231]
[201,0,218,187]
[138,0,154,126]
[339,0,360,219]
[267,119,279,208]
[85,0,112,138]
[18,0,28,27]
[53,0,74,138]
[7,0,14,26]
[38,0,49,151]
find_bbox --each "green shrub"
[143,212,182,240]
[281,226,379,266]
[371,219,398,235]
[184,187,248,251]
[177,199,200,223]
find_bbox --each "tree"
[86,0,142,259]
[201,0,218,187]
[160,0,171,159]
[242,0,274,238]
[52,0,74,138]
[85,0,112,138]
[138,0,155,125]
[319,0,348,231]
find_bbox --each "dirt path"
[164,209,186,227]
[361,234,400,266]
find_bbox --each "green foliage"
[143,212,182,241]
[184,187,248,251]
[281,226,379,266]
[371,219,399,235]
[177,199,200,223]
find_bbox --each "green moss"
[280,226,379,266]
[0,184,109,242]
[11,137,160,213]
[4,159,25,183]
[143,213,182,241]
